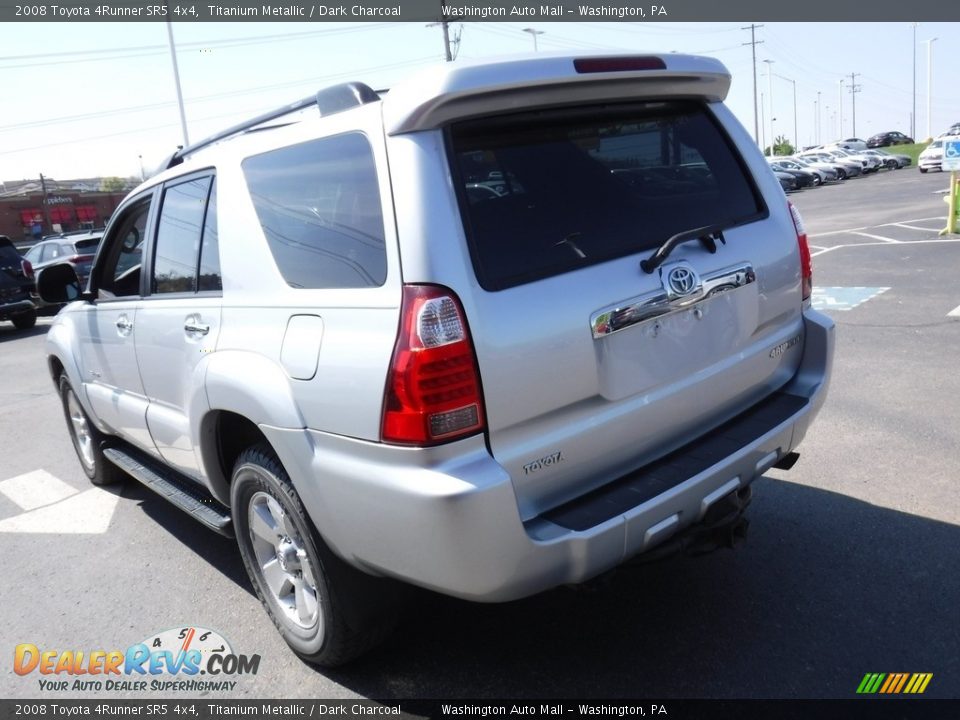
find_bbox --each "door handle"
[184,320,210,335]
[115,316,133,334]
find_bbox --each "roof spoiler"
[163,81,380,170]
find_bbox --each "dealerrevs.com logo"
[14,626,260,693]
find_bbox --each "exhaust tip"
[773,451,800,471]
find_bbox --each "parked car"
[773,169,799,191]
[38,54,834,666]
[829,148,881,173]
[918,140,943,173]
[801,151,861,177]
[0,235,37,330]
[865,149,911,169]
[867,131,914,148]
[787,156,840,182]
[827,137,867,151]
[21,231,102,287]
[769,161,817,188]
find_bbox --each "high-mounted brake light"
[21,259,34,280]
[788,202,812,301]
[382,285,486,446]
[574,57,667,74]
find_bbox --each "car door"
[78,192,156,451]
[134,173,222,482]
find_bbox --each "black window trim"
[445,99,769,292]
[144,169,221,301]
[90,188,159,304]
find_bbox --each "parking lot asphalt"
[1,167,958,702]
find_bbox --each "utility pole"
[848,72,861,137]
[764,59,774,155]
[430,3,460,61]
[788,77,797,153]
[39,174,54,232]
[741,24,764,146]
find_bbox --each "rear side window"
[242,133,387,289]
[451,101,764,290]
[153,176,213,294]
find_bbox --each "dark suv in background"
[22,231,103,288]
[867,131,914,148]
[0,235,37,330]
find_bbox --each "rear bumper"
[266,307,834,602]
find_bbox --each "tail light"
[788,202,812,301]
[382,285,486,446]
[21,259,34,280]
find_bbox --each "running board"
[103,447,233,537]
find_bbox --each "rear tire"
[11,309,36,330]
[231,444,400,667]
[58,374,124,486]
[919,167,927,173]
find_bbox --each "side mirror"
[37,263,83,304]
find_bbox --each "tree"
[99,176,126,192]
[765,135,795,157]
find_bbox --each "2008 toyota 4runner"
[39,53,834,666]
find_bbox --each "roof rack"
[164,81,380,170]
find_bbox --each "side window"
[153,176,213,294]
[197,179,221,292]
[41,243,61,262]
[23,245,42,263]
[97,197,151,299]
[242,133,387,289]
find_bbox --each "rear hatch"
[447,99,805,519]
[0,238,33,295]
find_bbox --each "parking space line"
[0,469,78,511]
[851,232,901,244]
[949,305,960,318]
[877,216,946,226]
[0,487,120,535]
[809,227,868,238]
[889,223,941,232]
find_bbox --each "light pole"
[165,18,190,147]
[816,91,822,144]
[911,23,918,138]
[522,28,544,52]
[925,37,937,139]
[838,78,844,139]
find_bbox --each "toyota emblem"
[666,266,698,296]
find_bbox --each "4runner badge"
[770,335,801,358]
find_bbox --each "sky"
[1,21,958,182]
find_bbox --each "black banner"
[0,0,958,22]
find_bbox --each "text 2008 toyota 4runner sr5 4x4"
[39,54,834,666]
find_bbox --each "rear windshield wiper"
[640,218,746,274]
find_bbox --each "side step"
[103,447,233,537]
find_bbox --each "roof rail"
[164,81,380,170]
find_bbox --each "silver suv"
[39,53,834,666]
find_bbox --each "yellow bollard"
[941,171,959,236]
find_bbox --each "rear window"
[450,101,764,290]
[242,133,387,289]
[73,238,101,252]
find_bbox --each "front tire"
[59,374,123,485]
[231,445,399,667]
[12,309,36,330]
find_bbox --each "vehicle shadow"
[0,323,49,342]
[320,476,959,699]
[125,480,253,596]
[117,474,959,699]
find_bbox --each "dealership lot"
[1,169,957,700]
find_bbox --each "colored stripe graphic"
[857,672,932,694]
